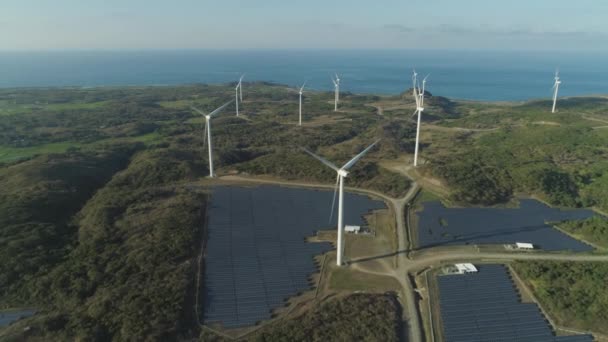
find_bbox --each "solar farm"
[417,199,595,251]
[201,185,385,328]
[436,264,593,342]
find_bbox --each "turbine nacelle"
[338,169,349,178]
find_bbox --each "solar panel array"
[417,199,595,251]
[202,185,385,328]
[437,264,594,342]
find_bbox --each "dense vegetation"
[513,261,608,335]
[200,294,401,342]
[559,217,608,248]
[1,142,207,340]
[422,99,608,210]
[0,144,138,306]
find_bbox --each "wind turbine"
[301,140,380,266]
[298,82,306,126]
[331,74,340,111]
[412,72,428,167]
[191,100,234,178]
[235,74,244,116]
[551,69,561,113]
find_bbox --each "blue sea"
[1,49,607,101]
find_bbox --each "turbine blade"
[341,140,381,170]
[208,99,235,118]
[301,147,340,172]
[191,106,206,116]
[300,81,306,92]
[329,174,339,223]
[413,86,421,107]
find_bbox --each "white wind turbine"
[235,74,244,116]
[331,73,340,111]
[192,100,234,178]
[551,69,561,113]
[302,140,380,266]
[412,71,429,167]
[298,82,306,126]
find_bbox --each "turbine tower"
[551,69,561,113]
[302,140,380,266]
[235,74,244,116]
[331,74,340,111]
[413,72,428,167]
[191,100,233,178]
[298,82,306,126]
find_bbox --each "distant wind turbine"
[552,69,561,113]
[412,71,429,167]
[301,140,380,266]
[298,82,306,126]
[235,74,244,116]
[331,74,340,111]
[192,100,234,177]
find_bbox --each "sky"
[2,0,608,51]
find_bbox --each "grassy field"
[329,267,400,292]
[344,209,395,262]
[0,142,78,163]
[0,132,162,164]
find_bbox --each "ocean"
[1,49,607,101]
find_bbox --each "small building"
[344,225,361,234]
[455,263,478,274]
[515,242,535,250]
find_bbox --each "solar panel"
[201,185,385,328]
[417,200,595,251]
[437,265,594,342]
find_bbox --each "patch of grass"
[417,190,442,203]
[0,142,78,163]
[344,209,395,264]
[45,101,108,111]
[329,268,400,292]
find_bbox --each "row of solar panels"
[437,265,594,342]
[416,199,595,251]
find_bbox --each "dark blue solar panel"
[437,265,594,342]
[201,185,385,328]
[417,200,596,251]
